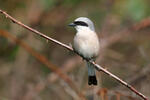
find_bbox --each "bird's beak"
[68,23,76,27]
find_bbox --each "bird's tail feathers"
[86,61,97,85]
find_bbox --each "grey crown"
[75,17,95,31]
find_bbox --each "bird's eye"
[74,21,88,27]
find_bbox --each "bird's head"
[68,17,95,31]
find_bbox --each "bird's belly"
[73,38,99,59]
[79,44,95,58]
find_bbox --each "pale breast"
[73,30,100,59]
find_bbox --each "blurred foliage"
[0,37,19,61]
[41,0,57,10]
[123,0,149,21]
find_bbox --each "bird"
[68,17,100,85]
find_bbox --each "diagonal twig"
[0,9,148,100]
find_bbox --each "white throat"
[75,26,93,32]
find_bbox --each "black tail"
[88,76,97,85]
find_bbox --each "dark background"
[0,0,150,100]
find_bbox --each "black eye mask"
[74,21,88,27]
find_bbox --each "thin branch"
[0,9,148,100]
[0,10,72,51]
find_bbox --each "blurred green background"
[0,0,150,100]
